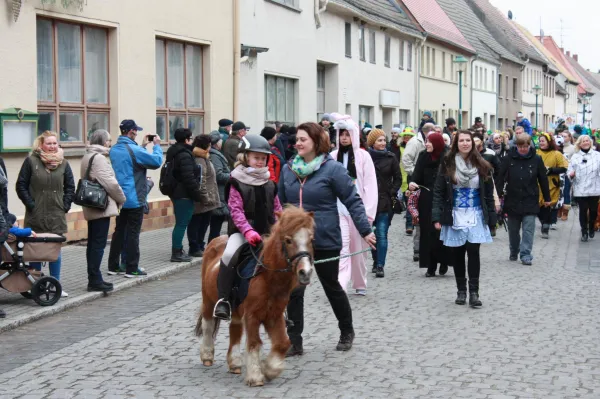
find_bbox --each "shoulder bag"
[74,153,109,210]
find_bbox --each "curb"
[0,258,203,334]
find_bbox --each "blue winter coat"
[518,118,533,135]
[110,136,163,209]
[278,155,371,251]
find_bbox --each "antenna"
[508,10,513,20]
[560,19,564,48]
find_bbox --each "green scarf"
[291,154,325,178]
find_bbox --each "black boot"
[468,279,482,308]
[582,229,589,242]
[439,264,448,276]
[375,266,385,278]
[541,224,549,239]
[286,338,304,357]
[214,261,236,320]
[589,223,596,239]
[455,278,467,305]
[171,248,192,262]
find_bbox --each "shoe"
[286,344,304,357]
[541,225,549,239]
[521,259,532,266]
[425,271,435,277]
[336,331,355,351]
[589,230,596,239]
[550,224,557,230]
[61,290,69,298]
[490,227,496,237]
[171,248,192,262]
[124,270,147,278]
[469,293,482,308]
[582,230,589,242]
[375,266,384,278]
[214,298,231,321]
[87,282,114,292]
[561,209,569,221]
[413,253,419,262]
[189,250,204,257]
[0,309,5,318]
[455,291,467,305]
[371,265,377,274]
[107,264,126,276]
[509,255,518,261]
[439,264,448,275]
[102,281,114,288]
[355,289,367,296]
[405,229,413,236]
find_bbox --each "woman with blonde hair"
[16,131,75,296]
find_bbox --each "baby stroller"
[0,233,66,306]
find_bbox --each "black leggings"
[452,242,481,281]
[576,196,599,232]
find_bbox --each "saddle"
[229,243,261,309]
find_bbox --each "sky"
[489,0,599,73]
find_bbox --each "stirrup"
[213,298,231,320]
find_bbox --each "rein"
[247,240,313,276]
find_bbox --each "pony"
[195,206,315,387]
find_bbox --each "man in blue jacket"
[516,112,533,135]
[108,119,163,278]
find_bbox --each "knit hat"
[400,126,416,137]
[260,126,277,141]
[209,130,222,145]
[367,128,386,148]
[391,127,402,134]
[442,133,451,146]
[423,111,432,118]
[427,133,445,161]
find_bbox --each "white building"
[238,0,422,134]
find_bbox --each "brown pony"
[195,206,315,387]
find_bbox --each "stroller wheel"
[31,276,62,306]
[20,291,33,299]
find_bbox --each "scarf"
[291,154,325,179]
[230,165,270,186]
[490,142,502,155]
[337,144,357,179]
[455,155,478,187]
[36,147,64,172]
[192,147,210,159]
[368,148,389,160]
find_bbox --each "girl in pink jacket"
[213,135,282,320]
[329,114,378,295]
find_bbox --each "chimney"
[574,54,579,62]
[560,47,564,54]
[566,51,570,57]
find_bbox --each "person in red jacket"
[260,127,284,183]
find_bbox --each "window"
[498,74,503,97]
[484,68,488,90]
[384,34,390,67]
[442,51,446,79]
[513,78,518,99]
[399,40,404,70]
[317,66,325,121]
[451,57,455,82]
[475,67,479,89]
[265,75,295,125]
[505,76,509,98]
[426,47,431,76]
[359,25,365,61]
[432,49,436,77]
[359,106,372,127]
[156,39,204,140]
[345,23,352,58]
[407,42,413,71]
[369,30,376,64]
[36,19,109,143]
[420,46,425,74]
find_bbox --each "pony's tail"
[194,305,221,339]
[195,312,203,337]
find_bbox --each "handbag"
[74,153,109,210]
[392,191,406,214]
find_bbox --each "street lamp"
[453,55,468,129]
[533,84,542,129]
[582,95,591,127]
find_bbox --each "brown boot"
[557,207,563,220]
[561,207,569,221]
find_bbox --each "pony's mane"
[263,206,314,250]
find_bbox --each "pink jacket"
[228,186,283,235]
[329,114,378,223]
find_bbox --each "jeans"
[287,249,353,346]
[108,207,144,274]
[86,217,110,285]
[563,178,572,205]
[188,211,211,253]
[507,214,536,262]
[371,212,390,267]
[209,214,227,243]
[575,196,599,232]
[30,251,62,280]
[171,199,194,250]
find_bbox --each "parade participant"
[279,122,376,355]
[419,111,436,132]
[400,127,415,236]
[471,116,486,134]
[260,127,284,184]
[330,117,377,290]
[560,131,575,221]
[568,135,600,241]
[516,112,533,135]
[488,133,509,161]
[16,130,75,296]
[368,128,401,281]
[320,114,336,148]
[496,134,550,265]
[409,133,447,277]
[208,131,231,243]
[213,135,282,321]
[444,117,457,136]
[432,131,495,308]
[554,118,568,135]
[537,133,568,238]
[387,127,401,162]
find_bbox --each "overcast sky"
[489,0,599,72]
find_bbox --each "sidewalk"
[0,227,205,333]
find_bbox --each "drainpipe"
[415,35,427,127]
[469,55,478,127]
[496,61,502,131]
[233,0,240,120]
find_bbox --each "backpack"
[159,153,180,196]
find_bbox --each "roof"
[434,0,522,65]
[555,80,568,95]
[537,35,589,94]
[400,0,475,53]
[566,56,599,95]
[524,34,579,84]
[465,0,547,65]
[329,0,422,38]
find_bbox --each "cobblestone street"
[1,215,599,398]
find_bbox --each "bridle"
[249,240,313,274]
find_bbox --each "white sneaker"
[355,289,367,296]
[61,290,69,298]
[550,224,557,230]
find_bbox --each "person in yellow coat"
[536,133,568,239]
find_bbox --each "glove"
[244,230,262,247]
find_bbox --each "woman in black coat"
[165,128,201,262]
[409,132,447,276]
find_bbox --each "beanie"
[260,126,277,141]
[209,130,222,145]
[367,128,386,148]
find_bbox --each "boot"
[561,206,570,221]
[589,222,596,239]
[439,264,448,276]
[171,248,192,262]
[468,279,482,308]
[214,261,236,320]
[556,207,563,220]
[582,229,589,242]
[455,278,467,305]
[541,224,549,239]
